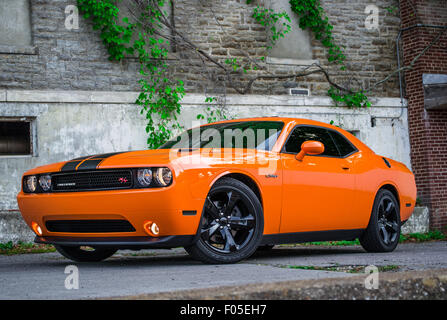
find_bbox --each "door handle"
[342,167,350,171]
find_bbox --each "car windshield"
[159,121,284,151]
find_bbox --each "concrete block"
[0,211,34,243]
[402,206,430,234]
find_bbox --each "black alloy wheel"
[185,177,264,264]
[360,189,401,252]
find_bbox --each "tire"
[360,189,401,253]
[55,245,117,262]
[185,177,264,264]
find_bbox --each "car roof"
[206,117,374,154]
[208,117,325,126]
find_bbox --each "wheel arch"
[211,172,264,209]
[377,182,401,211]
[190,170,265,244]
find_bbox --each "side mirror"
[296,140,325,161]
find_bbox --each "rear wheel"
[55,245,117,262]
[185,177,264,264]
[360,189,401,252]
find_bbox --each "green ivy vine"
[252,5,291,50]
[289,0,370,108]
[77,0,184,149]
[78,0,370,150]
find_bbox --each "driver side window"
[284,126,339,157]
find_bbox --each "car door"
[280,125,358,233]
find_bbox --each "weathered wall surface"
[0,0,401,96]
[1,91,410,208]
[0,0,421,241]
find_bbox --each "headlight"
[155,167,172,186]
[137,168,152,187]
[38,174,52,192]
[25,176,37,193]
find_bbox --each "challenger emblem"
[57,182,76,187]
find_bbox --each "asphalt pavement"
[0,242,445,299]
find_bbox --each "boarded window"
[0,0,32,47]
[0,120,32,156]
[266,0,312,60]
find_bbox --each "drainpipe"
[371,24,447,127]
[396,24,447,108]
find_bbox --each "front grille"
[52,170,133,192]
[45,220,136,233]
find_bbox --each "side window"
[284,126,339,157]
[329,130,357,157]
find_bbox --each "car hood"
[23,148,276,175]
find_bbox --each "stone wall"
[0,0,402,96]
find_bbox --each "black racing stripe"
[76,152,127,171]
[76,159,103,171]
[61,152,128,172]
[60,161,83,172]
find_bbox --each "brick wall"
[0,0,402,96]
[400,0,447,230]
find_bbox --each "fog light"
[143,221,160,237]
[31,222,42,236]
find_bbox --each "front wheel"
[185,177,264,264]
[360,189,401,252]
[55,245,117,262]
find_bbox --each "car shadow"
[250,246,365,259]
[71,246,365,267]
[1,245,367,270]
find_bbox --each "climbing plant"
[77,0,184,149]
[290,0,345,65]
[78,0,375,149]
[289,0,370,108]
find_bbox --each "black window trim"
[280,124,359,159]
[0,117,36,157]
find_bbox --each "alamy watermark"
[64,4,383,31]
[65,5,79,30]
[364,265,379,289]
[64,265,79,290]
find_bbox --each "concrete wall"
[0,90,411,242]
[0,0,419,240]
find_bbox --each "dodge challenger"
[17,117,417,264]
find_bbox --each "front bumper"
[35,235,196,249]
[17,186,204,238]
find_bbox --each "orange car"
[17,117,416,263]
